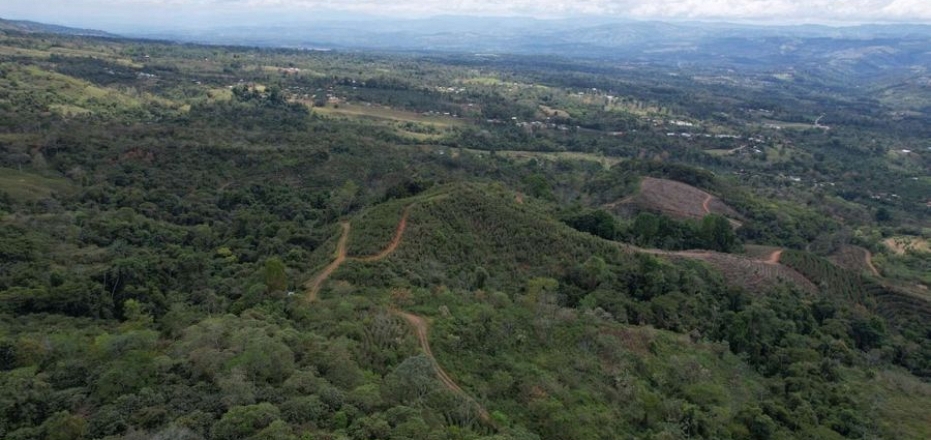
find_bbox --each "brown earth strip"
[304,221,350,302]
[863,249,881,277]
[305,206,412,301]
[765,249,783,265]
[393,310,493,424]
[355,205,412,262]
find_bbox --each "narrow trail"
[765,249,783,265]
[603,195,636,210]
[863,249,881,277]
[701,193,713,214]
[304,222,350,302]
[637,246,784,267]
[356,205,412,262]
[303,206,492,426]
[394,310,493,424]
[305,206,412,302]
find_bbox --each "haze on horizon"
[3,0,931,33]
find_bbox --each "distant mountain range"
[0,18,115,37]
[127,17,931,79]
[4,15,931,81]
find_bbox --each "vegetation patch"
[0,168,74,201]
[884,235,930,255]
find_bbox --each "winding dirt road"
[394,310,492,423]
[863,249,880,277]
[305,206,412,301]
[304,221,350,301]
[302,205,492,426]
[701,194,712,215]
[637,246,782,265]
[357,205,412,262]
[765,249,783,265]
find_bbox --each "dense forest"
[0,28,929,440]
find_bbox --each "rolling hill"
[0,18,115,37]
[606,177,743,227]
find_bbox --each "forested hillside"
[0,28,929,440]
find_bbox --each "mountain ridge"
[0,17,116,37]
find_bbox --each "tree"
[40,411,87,440]
[211,403,282,440]
[263,257,288,293]
[699,214,737,252]
[565,209,617,240]
[874,207,891,223]
[384,355,437,405]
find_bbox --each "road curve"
[304,221,350,302]
[393,309,492,424]
[305,206,412,302]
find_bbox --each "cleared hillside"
[608,177,743,226]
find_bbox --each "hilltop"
[606,177,743,226]
[0,18,115,37]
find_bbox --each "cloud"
[5,0,931,24]
[166,0,931,21]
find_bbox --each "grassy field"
[0,38,141,67]
[538,104,570,118]
[884,236,931,255]
[462,148,622,167]
[870,370,931,439]
[0,168,74,201]
[759,119,819,130]
[310,103,465,127]
[0,62,184,116]
[743,244,783,260]
[705,149,732,157]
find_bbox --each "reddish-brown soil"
[355,206,411,262]
[631,245,816,294]
[765,249,783,265]
[829,245,881,277]
[304,222,350,302]
[605,177,743,227]
[863,249,880,277]
[701,193,712,214]
[393,310,491,423]
[305,206,412,301]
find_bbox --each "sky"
[3,0,931,30]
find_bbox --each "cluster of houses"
[436,86,467,94]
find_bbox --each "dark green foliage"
[699,214,738,252]
[212,403,282,440]
[0,30,929,440]
[622,212,740,252]
[563,209,618,240]
[780,250,931,377]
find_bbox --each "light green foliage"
[264,257,288,293]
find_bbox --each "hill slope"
[0,18,115,37]
[607,177,743,227]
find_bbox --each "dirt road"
[863,249,880,277]
[702,194,712,214]
[304,221,350,301]
[394,310,492,423]
[357,205,412,262]
[764,249,783,265]
[305,207,412,301]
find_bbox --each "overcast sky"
[3,0,931,30]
